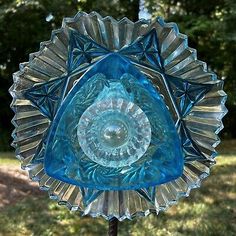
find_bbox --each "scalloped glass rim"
[9,11,227,221]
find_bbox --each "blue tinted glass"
[44,54,184,190]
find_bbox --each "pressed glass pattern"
[10,12,227,220]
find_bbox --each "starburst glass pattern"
[10,12,227,221]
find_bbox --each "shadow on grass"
[0,155,235,235]
[0,169,107,235]
[0,195,107,236]
[118,156,236,236]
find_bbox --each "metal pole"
[108,217,118,236]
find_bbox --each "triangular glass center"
[44,54,184,190]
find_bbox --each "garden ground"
[0,140,235,236]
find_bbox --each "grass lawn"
[0,141,235,236]
[0,152,19,165]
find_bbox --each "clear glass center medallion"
[77,82,152,168]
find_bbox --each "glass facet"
[10,12,227,221]
[44,54,184,190]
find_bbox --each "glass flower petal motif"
[10,12,227,220]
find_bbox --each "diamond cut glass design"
[10,12,227,220]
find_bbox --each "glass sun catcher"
[10,12,227,220]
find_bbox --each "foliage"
[145,0,236,138]
[0,0,235,150]
[78,0,139,21]
[0,0,139,151]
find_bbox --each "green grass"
[0,142,235,236]
[0,152,19,165]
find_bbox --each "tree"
[0,0,140,150]
[78,0,139,21]
[146,0,236,138]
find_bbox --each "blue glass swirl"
[44,54,184,190]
